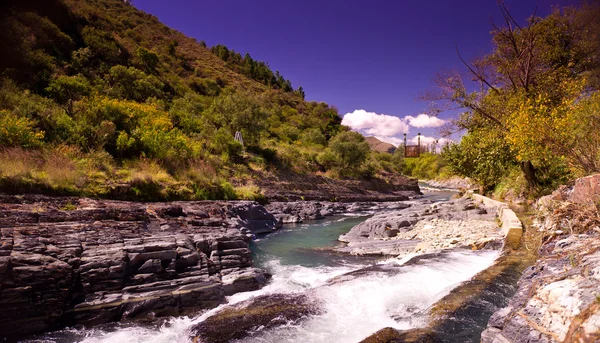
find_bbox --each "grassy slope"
[0,0,416,201]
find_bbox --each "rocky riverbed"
[481,174,600,343]
[421,177,477,191]
[0,195,280,338]
[335,196,503,256]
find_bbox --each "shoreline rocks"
[421,177,476,190]
[189,293,321,343]
[256,172,421,202]
[265,201,413,224]
[0,195,279,339]
[335,197,501,256]
[481,174,600,343]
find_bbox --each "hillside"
[365,136,396,153]
[0,0,412,201]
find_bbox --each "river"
[24,190,502,343]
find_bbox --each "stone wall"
[471,192,523,247]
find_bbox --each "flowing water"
[24,192,501,343]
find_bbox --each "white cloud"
[405,114,445,128]
[342,109,451,150]
[409,135,453,145]
[342,109,409,137]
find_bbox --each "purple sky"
[135,0,581,146]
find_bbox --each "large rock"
[336,197,498,256]
[482,174,600,343]
[481,234,600,343]
[189,293,321,343]
[0,195,277,339]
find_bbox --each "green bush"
[402,153,447,180]
[105,65,164,102]
[0,110,44,148]
[321,131,370,177]
[299,127,327,146]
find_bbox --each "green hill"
[0,0,405,201]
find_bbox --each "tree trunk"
[520,160,538,189]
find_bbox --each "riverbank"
[256,172,420,202]
[481,174,600,343]
[420,177,477,191]
[5,183,570,343]
[0,195,279,338]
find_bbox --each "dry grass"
[0,146,86,194]
[0,146,261,201]
[551,203,600,236]
[40,147,85,189]
[126,158,174,184]
[0,147,39,178]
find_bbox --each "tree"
[45,75,90,116]
[327,131,370,175]
[105,65,164,102]
[431,2,600,191]
[296,86,305,99]
[442,127,516,192]
[203,90,267,147]
[137,47,159,74]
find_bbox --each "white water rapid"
[35,249,498,343]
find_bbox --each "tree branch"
[456,46,501,95]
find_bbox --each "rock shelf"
[0,195,279,338]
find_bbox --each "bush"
[321,131,370,177]
[0,110,44,148]
[299,128,327,146]
[105,65,164,102]
[402,153,447,180]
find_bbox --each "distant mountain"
[365,136,396,153]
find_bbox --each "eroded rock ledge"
[335,197,502,256]
[0,195,280,338]
[481,174,600,343]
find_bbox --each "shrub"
[0,110,44,148]
[299,128,327,146]
[105,65,164,102]
[322,131,370,177]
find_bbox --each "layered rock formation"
[336,197,500,255]
[422,177,476,190]
[256,172,420,202]
[482,174,600,343]
[0,195,279,338]
[265,201,412,224]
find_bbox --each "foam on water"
[31,250,497,343]
[28,198,502,343]
[235,250,498,343]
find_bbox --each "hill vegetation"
[0,0,406,201]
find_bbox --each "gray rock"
[482,176,600,342]
[189,293,321,343]
[0,196,277,339]
[336,197,498,256]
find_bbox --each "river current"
[26,191,500,343]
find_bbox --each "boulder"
[189,293,321,343]
[336,197,498,256]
